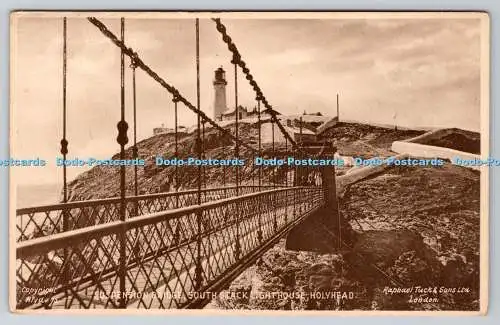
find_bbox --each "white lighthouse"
[213,66,227,121]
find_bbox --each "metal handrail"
[16,185,284,215]
[17,186,318,259]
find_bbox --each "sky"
[11,14,484,185]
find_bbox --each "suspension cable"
[87,17,257,155]
[212,18,302,151]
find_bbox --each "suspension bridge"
[15,17,345,309]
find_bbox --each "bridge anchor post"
[286,143,349,253]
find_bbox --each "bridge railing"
[16,186,324,309]
[16,185,282,242]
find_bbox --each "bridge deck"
[16,186,324,309]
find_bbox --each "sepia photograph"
[9,11,489,314]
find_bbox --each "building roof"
[221,105,260,116]
[284,125,315,135]
[222,106,247,115]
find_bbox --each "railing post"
[284,136,288,225]
[173,95,180,209]
[257,97,263,243]
[271,121,277,232]
[320,143,342,249]
[299,117,303,214]
[194,18,204,291]
[117,17,129,309]
[233,57,241,260]
[293,153,297,220]
[202,119,207,202]
[131,58,139,217]
[321,161,338,210]
[60,16,70,309]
